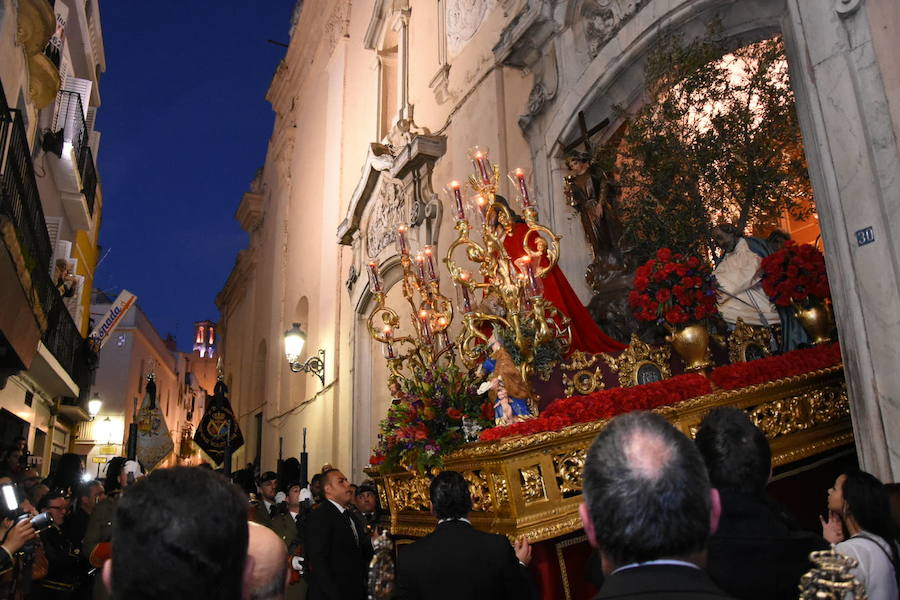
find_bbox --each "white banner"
[89,290,137,351]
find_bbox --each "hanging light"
[87,393,102,420]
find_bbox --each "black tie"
[343,510,359,546]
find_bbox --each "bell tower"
[193,320,217,358]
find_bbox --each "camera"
[1,484,54,532]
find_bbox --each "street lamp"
[283,323,325,385]
[87,393,102,420]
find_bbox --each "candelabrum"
[365,225,456,388]
[443,146,571,392]
[365,146,571,399]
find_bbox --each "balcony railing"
[0,84,87,386]
[52,90,96,216]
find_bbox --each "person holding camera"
[35,490,81,599]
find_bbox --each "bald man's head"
[581,411,715,570]
[247,522,288,600]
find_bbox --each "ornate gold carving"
[727,318,772,363]
[561,351,606,396]
[552,450,586,497]
[390,475,431,512]
[749,385,849,439]
[519,465,547,503]
[462,470,493,512]
[492,474,510,508]
[376,366,850,545]
[602,334,671,387]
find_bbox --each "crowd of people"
[0,408,895,600]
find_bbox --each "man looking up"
[304,468,373,600]
[579,411,734,599]
[695,407,826,600]
[394,470,533,600]
[103,466,251,600]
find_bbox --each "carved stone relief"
[447,0,493,57]
[366,179,407,258]
[582,0,649,59]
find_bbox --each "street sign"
[91,456,109,464]
[99,445,118,455]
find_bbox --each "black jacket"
[394,520,532,600]
[304,500,374,600]
[706,491,828,600]
[594,564,735,599]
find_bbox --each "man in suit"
[695,407,827,600]
[579,411,734,599]
[304,469,373,600]
[394,471,533,600]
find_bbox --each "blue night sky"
[94,2,296,351]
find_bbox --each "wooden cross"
[562,111,610,155]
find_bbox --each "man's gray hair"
[250,563,287,600]
[582,411,712,566]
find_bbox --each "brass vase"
[793,301,833,345]
[666,323,713,372]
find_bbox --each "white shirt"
[836,533,899,600]
[611,559,701,575]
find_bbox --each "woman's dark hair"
[50,453,83,495]
[843,469,900,584]
[105,457,127,495]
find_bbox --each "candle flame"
[515,168,524,177]
[450,180,460,189]
[398,224,407,233]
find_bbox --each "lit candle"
[473,151,491,184]
[414,252,427,280]
[514,168,532,208]
[474,195,487,223]
[423,246,437,281]
[395,225,410,256]
[367,261,383,292]
[382,325,395,358]
[520,255,543,298]
[450,181,465,221]
[418,309,433,342]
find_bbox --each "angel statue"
[476,335,534,425]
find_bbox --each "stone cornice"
[215,249,255,314]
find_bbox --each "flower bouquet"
[760,242,830,307]
[628,248,719,326]
[369,363,493,474]
[760,242,833,344]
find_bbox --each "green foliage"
[601,30,814,263]
[496,325,563,375]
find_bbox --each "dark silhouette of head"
[429,471,472,520]
[107,466,250,600]
[695,407,771,495]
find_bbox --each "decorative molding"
[580,0,650,59]
[446,0,492,58]
[835,0,863,18]
[492,0,561,131]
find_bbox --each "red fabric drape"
[503,222,625,354]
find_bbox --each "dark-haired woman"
[821,469,899,600]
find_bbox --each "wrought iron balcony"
[0,85,89,389]
[46,89,97,229]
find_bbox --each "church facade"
[216,0,900,482]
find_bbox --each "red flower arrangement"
[709,342,842,390]
[479,373,712,442]
[760,242,830,307]
[628,248,719,326]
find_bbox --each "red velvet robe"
[504,222,625,354]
